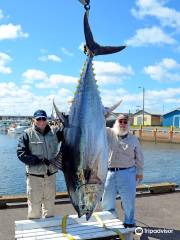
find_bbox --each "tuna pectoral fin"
[84,11,126,56]
[104,100,122,118]
[53,100,68,127]
[49,150,62,170]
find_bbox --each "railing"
[130,126,180,143]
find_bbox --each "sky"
[0,0,180,116]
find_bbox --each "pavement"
[0,191,180,240]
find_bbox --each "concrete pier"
[0,190,180,240]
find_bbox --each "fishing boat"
[0,121,10,133]
[8,122,29,134]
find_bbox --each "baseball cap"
[117,114,129,120]
[33,110,47,119]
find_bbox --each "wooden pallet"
[15,211,134,240]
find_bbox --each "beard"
[112,120,129,136]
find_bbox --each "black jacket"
[17,125,64,166]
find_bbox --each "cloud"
[126,26,176,47]
[36,75,77,88]
[164,98,180,104]
[144,58,180,82]
[94,61,134,84]
[132,0,180,29]
[99,87,144,114]
[39,54,62,62]
[0,80,180,115]
[0,82,33,98]
[146,87,180,99]
[144,88,180,112]
[100,87,180,114]
[175,45,180,53]
[0,82,132,115]
[22,69,77,87]
[58,88,72,97]
[21,84,32,90]
[100,88,128,106]
[35,74,77,88]
[49,74,77,85]
[0,52,12,74]
[79,42,85,51]
[22,69,48,83]
[0,81,74,115]
[101,91,137,113]
[61,47,74,56]
[0,23,28,40]
[0,9,4,20]
[22,60,133,88]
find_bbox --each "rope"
[79,0,90,10]
[93,213,125,240]
[61,215,75,240]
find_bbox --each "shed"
[163,108,180,128]
[133,110,162,126]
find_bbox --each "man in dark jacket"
[17,109,63,219]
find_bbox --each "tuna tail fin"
[84,11,126,56]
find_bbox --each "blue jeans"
[102,166,136,224]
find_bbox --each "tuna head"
[70,181,104,220]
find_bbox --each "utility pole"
[139,87,145,126]
[136,105,141,112]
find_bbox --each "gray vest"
[25,125,59,175]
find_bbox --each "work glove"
[27,155,42,166]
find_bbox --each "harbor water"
[0,132,180,195]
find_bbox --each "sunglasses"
[36,117,47,121]
[118,119,128,124]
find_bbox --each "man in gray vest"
[17,110,63,219]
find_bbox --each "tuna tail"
[104,100,122,118]
[84,11,126,56]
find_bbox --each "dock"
[0,184,180,240]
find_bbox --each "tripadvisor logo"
[135,227,174,236]
[135,227,143,236]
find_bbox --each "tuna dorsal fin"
[104,100,122,118]
[52,100,68,126]
[84,11,126,56]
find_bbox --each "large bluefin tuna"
[51,1,126,220]
[62,56,108,220]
